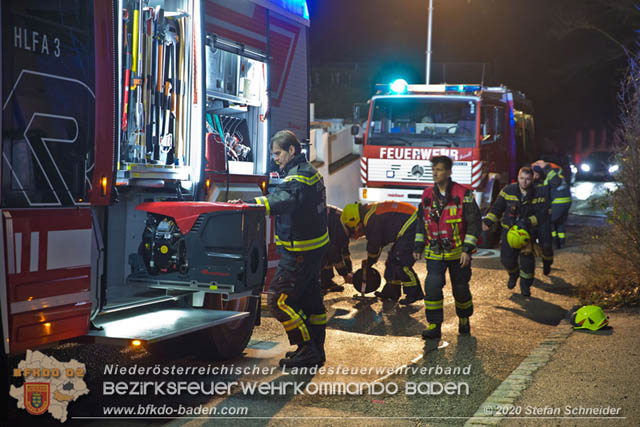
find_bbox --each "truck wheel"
[198,294,259,360]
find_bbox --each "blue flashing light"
[269,0,309,20]
[445,84,481,93]
[390,79,408,94]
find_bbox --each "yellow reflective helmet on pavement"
[341,203,361,229]
[570,305,609,331]
[507,225,530,249]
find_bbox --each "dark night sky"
[306,0,629,150]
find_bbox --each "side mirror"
[351,125,360,136]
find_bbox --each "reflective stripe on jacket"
[254,154,328,252]
[416,180,482,261]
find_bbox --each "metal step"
[87,301,248,344]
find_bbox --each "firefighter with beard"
[414,156,482,340]
[482,166,550,297]
[320,205,353,293]
[232,130,329,367]
[340,201,424,304]
[533,160,572,249]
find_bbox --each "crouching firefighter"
[414,156,482,340]
[340,201,424,304]
[320,205,353,293]
[251,130,329,367]
[482,166,550,297]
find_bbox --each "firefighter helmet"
[507,225,530,249]
[341,203,361,229]
[570,305,609,331]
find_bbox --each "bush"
[577,49,640,307]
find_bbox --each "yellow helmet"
[570,305,609,331]
[507,225,530,249]
[341,203,361,229]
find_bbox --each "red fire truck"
[0,0,310,359]
[353,80,535,212]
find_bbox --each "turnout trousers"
[500,230,535,294]
[551,204,570,248]
[381,229,422,298]
[268,246,328,346]
[423,258,473,324]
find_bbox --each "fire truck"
[0,0,311,360]
[353,80,536,212]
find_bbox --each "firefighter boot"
[311,324,326,364]
[279,341,323,368]
[459,317,470,335]
[321,279,344,293]
[399,285,425,305]
[543,260,552,276]
[507,274,518,290]
[375,283,401,301]
[284,346,302,359]
[421,323,442,340]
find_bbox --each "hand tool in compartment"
[144,6,155,160]
[153,6,165,163]
[120,9,131,161]
[159,30,174,165]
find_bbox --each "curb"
[464,322,574,426]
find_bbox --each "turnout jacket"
[254,154,329,252]
[542,164,572,206]
[359,201,417,266]
[483,183,549,233]
[414,180,482,260]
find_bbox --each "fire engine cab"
[353,80,535,212]
[0,0,310,359]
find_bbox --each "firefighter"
[531,166,555,275]
[414,156,482,340]
[340,201,424,305]
[321,205,354,293]
[235,130,329,367]
[482,166,550,297]
[533,160,572,248]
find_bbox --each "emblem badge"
[25,383,50,415]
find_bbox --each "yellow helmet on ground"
[341,203,361,229]
[507,225,530,249]
[570,305,609,331]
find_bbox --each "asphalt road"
[6,215,603,427]
[6,181,615,426]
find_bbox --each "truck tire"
[198,294,259,360]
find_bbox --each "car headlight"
[570,164,578,174]
[580,163,591,172]
[608,164,619,174]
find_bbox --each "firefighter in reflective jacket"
[252,130,329,368]
[533,160,572,248]
[321,205,353,292]
[341,201,425,304]
[482,166,550,297]
[414,156,482,340]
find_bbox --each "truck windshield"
[367,97,477,148]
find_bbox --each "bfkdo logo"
[25,383,50,415]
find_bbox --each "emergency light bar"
[375,81,484,95]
